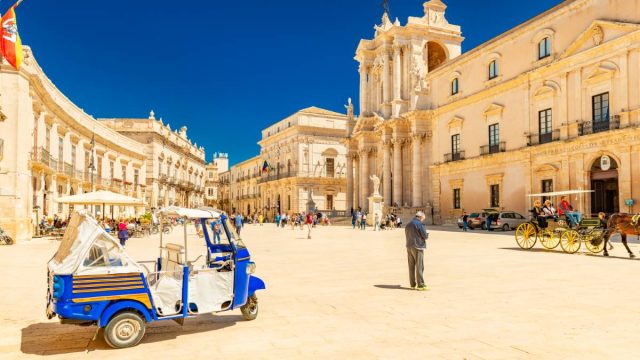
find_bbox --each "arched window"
[451,78,459,95]
[538,37,551,59]
[488,60,498,80]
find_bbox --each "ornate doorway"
[590,156,619,215]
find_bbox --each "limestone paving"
[0,224,638,359]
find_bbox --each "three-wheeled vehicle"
[46,206,265,348]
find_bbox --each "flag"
[262,160,270,174]
[1,5,23,70]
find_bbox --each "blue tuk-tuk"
[46,206,265,348]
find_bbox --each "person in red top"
[117,219,129,246]
[558,196,575,227]
[305,212,313,239]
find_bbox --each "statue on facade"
[344,97,354,118]
[370,174,381,196]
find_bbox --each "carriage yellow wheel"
[585,235,605,254]
[515,223,537,249]
[540,230,560,249]
[560,230,581,254]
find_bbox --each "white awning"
[157,206,221,219]
[527,190,594,197]
[55,190,144,206]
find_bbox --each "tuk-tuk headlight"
[52,275,64,299]
[247,262,256,275]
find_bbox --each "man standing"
[462,210,469,232]
[405,211,429,291]
[234,213,244,237]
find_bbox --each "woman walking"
[117,219,129,247]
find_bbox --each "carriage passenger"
[558,196,575,227]
[532,200,548,228]
[543,200,558,221]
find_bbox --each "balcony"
[444,151,466,163]
[480,141,506,155]
[30,147,55,170]
[527,129,560,146]
[579,116,620,136]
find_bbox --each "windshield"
[470,213,480,218]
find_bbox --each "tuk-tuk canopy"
[527,190,595,197]
[157,206,221,219]
[48,211,141,275]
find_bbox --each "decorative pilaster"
[411,134,423,207]
[346,154,354,212]
[359,149,370,211]
[392,138,403,207]
[393,45,402,102]
[383,141,392,207]
[353,156,360,210]
[359,64,368,115]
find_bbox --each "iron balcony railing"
[579,116,620,136]
[527,129,560,146]
[480,141,506,155]
[444,151,465,163]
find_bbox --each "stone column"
[392,139,403,207]
[353,156,360,210]
[346,154,354,213]
[412,134,423,207]
[359,64,368,114]
[383,141,392,207]
[360,149,369,211]
[392,45,402,118]
[49,176,57,215]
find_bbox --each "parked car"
[466,209,498,230]
[489,211,527,231]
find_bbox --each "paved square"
[1,224,638,359]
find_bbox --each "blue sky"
[15,0,563,165]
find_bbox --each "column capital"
[383,140,393,148]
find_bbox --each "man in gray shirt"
[405,211,429,291]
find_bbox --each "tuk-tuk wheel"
[240,294,259,321]
[104,311,146,349]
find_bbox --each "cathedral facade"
[347,0,640,223]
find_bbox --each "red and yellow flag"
[1,5,23,70]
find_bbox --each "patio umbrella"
[56,190,144,219]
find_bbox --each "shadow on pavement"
[429,226,514,236]
[21,313,240,355]
[374,285,414,291]
[499,247,639,261]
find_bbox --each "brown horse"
[604,213,638,258]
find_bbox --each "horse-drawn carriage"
[515,190,608,254]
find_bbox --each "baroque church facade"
[346,0,640,223]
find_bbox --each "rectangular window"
[592,92,610,133]
[58,137,64,161]
[488,124,500,153]
[453,188,461,209]
[490,184,500,208]
[451,134,460,161]
[538,109,552,144]
[489,60,498,80]
[134,169,139,185]
[451,78,459,95]
[541,179,553,203]
[45,127,50,152]
[538,37,551,59]
[326,194,333,210]
[71,145,77,169]
[110,161,114,179]
[287,195,291,210]
[326,158,335,178]
[121,166,126,181]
